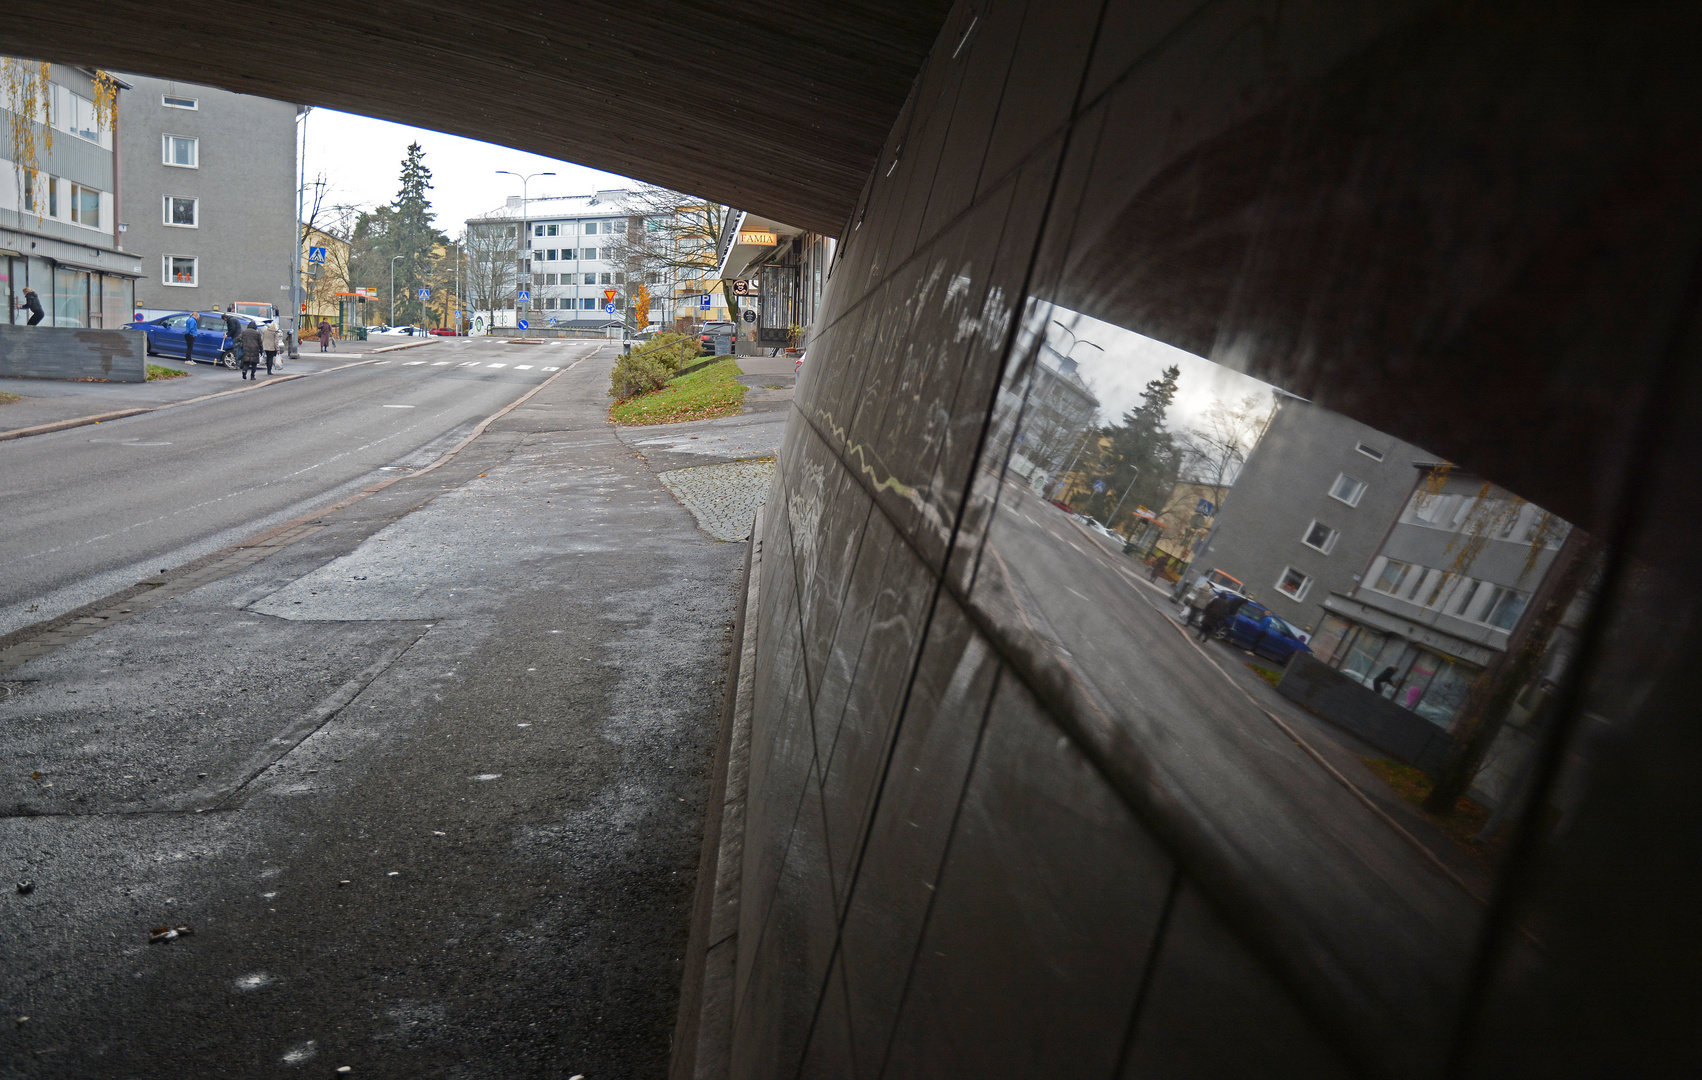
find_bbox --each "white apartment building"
[467,190,652,331]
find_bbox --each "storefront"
[1310,612,1480,728]
[4,252,137,328]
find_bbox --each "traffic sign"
[517,290,530,301]
[517,319,529,329]
[605,303,616,314]
[549,317,558,326]
[700,294,712,309]
[308,246,327,264]
[1195,498,1215,516]
[602,289,617,302]
[1093,481,1107,493]
[418,288,429,300]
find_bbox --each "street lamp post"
[390,254,403,327]
[495,170,555,339]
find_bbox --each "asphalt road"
[0,338,595,639]
[971,480,1486,1071]
[0,343,746,1078]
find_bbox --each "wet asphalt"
[0,343,747,1077]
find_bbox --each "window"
[614,272,625,284]
[164,256,198,286]
[1301,520,1337,554]
[163,134,198,167]
[1450,579,1482,617]
[581,298,596,309]
[534,224,544,236]
[600,272,612,285]
[1329,473,1367,506]
[164,195,197,227]
[583,273,596,285]
[545,274,558,286]
[599,248,611,260]
[1482,586,1528,631]
[1276,567,1311,601]
[585,221,600,234]
[53,86,103,143]
[546,224,558,236]
[1372,558,1415,596]
[69,183,100,227]
[1356,442,1386,461]
[22,170,47,214]
[162,94,197,109]
[545,249,556,261]
[544,298,556,309]
[614,220,627,232]
[49,176,59,217]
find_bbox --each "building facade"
[466,190,637,332]
[117,74,298,322]
[1192,397,1427,632]
[2,61,142,326]
[718,210,835,351]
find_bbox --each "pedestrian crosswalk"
[368,359,563,372]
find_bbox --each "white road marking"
[383,404,415,408]
[431,361,451,366]
[458,361,478,367]
[373,360,390,365]
[542,366,559,371]
[403,360,427,365]
[515,365,533,370]
[486,363,507,368]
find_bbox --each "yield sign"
[602,289,618,302]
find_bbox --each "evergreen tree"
[1079,365,1182,531]
[347,143,449,325]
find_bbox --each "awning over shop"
[719,212,804,280]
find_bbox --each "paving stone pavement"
[657,459,777,541]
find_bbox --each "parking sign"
[700,294,712,310]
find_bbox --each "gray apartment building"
[2,62,143,326]
[1198,396,1575,736]
[466,191,635,331]
[1193,396,1425,635]
[117,74,298,323]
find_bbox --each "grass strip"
[0,391,20,405]
[610,358,745,425]
[146,364,191,381]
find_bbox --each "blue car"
[125,311,257,368]
[1220,602,1313,665]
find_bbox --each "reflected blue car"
[1221,603,1313,665]
[124,311,254,366]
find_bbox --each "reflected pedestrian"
[317,320,333,352]
[237,322,262,380]
[182,312,199,361]
[15,286,45,325]
[1372,666,1397,696]
[260,321,280,374]
[1198,592,1248,642]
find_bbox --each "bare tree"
[1179,394,1277,494]
[463,222,517,333]
[599,184,740,327]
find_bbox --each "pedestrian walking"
[222,309,245,367]
[317,320,333,352]
[182,312,200,361]
[1148,557,1164,582]
[260,321,280,374]
[1372,666,1398,696]
[238,322,263,379]
[15,286,45,325]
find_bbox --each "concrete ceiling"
[2,0,954,236]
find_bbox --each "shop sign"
[738,230,778,246]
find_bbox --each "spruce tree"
[385,143,447,325]
[1081,364,1182,530]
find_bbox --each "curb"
[370,337,444,354]
[670,504,762,1080]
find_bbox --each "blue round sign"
[517,319,529,330]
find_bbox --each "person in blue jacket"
[183,313,199,361]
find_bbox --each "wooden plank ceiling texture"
[1,0,955,236]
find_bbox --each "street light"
[495,170,555,338]
[390,254,404,328]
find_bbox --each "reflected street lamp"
[496,170,556,338]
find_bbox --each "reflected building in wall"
[1005,343,1098,495]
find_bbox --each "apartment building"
[466,190,638,331]
[1,61,143,326]
[117,74,298,322]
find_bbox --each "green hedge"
[609,332,699,401]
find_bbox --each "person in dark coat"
[222,310,245,366]
[317,320,333,352]
[237,323,263,379]
[1372,666,1398,696]
[16,286,45,325]
[1198,592,1249,642]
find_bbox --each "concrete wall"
[118,75,298,319]
[0,323,144,382]
[710,0,1702,1076]
[1278,654,1456,776]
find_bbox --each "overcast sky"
[299,108,638,235]
[1047,309,1276,433]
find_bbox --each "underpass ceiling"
[1,0,955,236]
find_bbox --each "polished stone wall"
[727,0,1702,1075]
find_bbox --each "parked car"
[367,325,427,341]
[124,311,257,367]
[1083,517,1120,543]
[427,327,459,336]
[1180,568,1247,614]
[1220,603,1313,665]
[699,320,736,355]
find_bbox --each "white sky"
[1047,309,1276,433]
[299,108,637,236]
